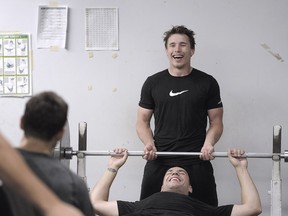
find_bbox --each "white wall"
[1,0,287,215]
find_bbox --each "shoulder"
[18,149,55,167]
[215,205,234,215]
[192,68,214,79]
[70,172,88,188]
[191,68,220,85]
[19,149,85,187]
[117,200,137,215]
[147,69,169,80]
[141,69,169,91]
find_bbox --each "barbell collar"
[285,150,288,163]
[62,146,73,159]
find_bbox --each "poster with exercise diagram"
[0,33,32,97]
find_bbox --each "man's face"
[165,34,194,70]
[161,167,192,195]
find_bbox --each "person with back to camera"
[90,148,262,216]
[0,91,94,216]
[136,25,223,205]
[0,133,84,216]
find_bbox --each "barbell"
[61,147,288,161]
[52,122,288,169]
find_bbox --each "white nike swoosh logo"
[169,90,189,97]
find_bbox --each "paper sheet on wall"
[85,8,119,50]
[37,6,68,49]
[0,33,32,97]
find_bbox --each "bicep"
[94,200,119,216]
[137,106,153,124]
[231,204,248,216]
[207,107,223,124]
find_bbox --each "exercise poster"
[0,33,32,97]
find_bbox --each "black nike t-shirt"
[139,69,223,159]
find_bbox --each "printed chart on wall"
[85,7,119,50]
[0,33,32,97]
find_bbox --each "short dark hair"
[22,91,68,141]
[163,25,196,49]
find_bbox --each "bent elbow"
[255,207,262,215]
[250,205,262,216]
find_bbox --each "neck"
[19,136,56,155]
[161,189,189,196]
[168,66,193,77]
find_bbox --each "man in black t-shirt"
[90,148,262,216]
[136,25,223,205]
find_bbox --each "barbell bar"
[53,122,288,169]
[61,147,288,162]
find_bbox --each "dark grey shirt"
[0,149,94,216]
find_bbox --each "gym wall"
[0,1,287,215]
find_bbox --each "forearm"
[90,167,119,216]
[91,149,127,215]
[204,108,223,147]
[204,122,223,147]
[136,121,154,146]
[91,168,117,202]
[236,166,261,213]
[136,107,155,146]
